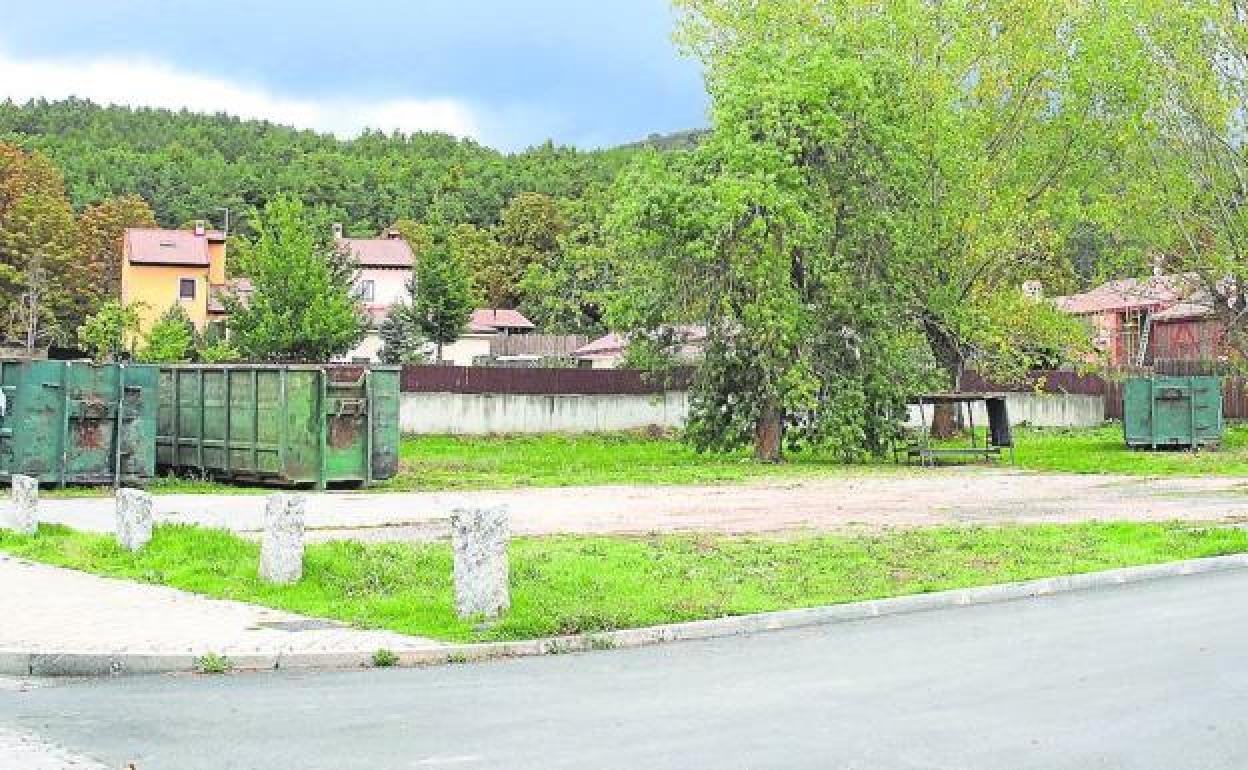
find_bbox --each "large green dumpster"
[0,360,159,485]
[1123,375,1223,449]
[156,365,400,488]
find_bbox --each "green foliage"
[371,648,400,668]
[412,222,477,360]
[0,99,635,233]
[75,193,156,310]
[519,187,614,334]
[195,652,232,674]
[488,192,565,308]
[224,194,367,362]
[77,300,142,362]
[138,304,196,363]
[378,301,427,364]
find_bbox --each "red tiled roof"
[573,326,708,358]
[125,228,210,267]
[573,333,625,357]
[337,237,414,268]
[1053,274,1196,315]
[468,308,535,334]
[1151,300,1214,322]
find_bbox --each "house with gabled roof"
[121,221,229,334]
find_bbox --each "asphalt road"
[4,570,1248,770]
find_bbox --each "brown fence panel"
[960,369,1247,420]
[401,365,694,395]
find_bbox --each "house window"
[358,280,376,303]
[179,278,197,300]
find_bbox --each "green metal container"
[0,360,158,486]
[1123,375,1223,449]
[156,365,401,488]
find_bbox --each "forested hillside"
[0,98,663,342]
[0,98,637,233]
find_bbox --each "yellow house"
[120,222,228,334]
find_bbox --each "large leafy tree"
[487,192,566,308]
[610,0,1120,460]
[0,144,87,345]
[76,193,157,309]
[519,186,615,334]
[224,194,367,362]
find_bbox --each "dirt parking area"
[40,468,1248,541]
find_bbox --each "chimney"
[1021,280,1044,301]
[194,220,206,237]
[332,223,344,239]
[386,228,402,240]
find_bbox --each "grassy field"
[2,521,1244,642]
[999,424,1248,476]
[40,422,1248,499]
[375,432,890,491]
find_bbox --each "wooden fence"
[960,368,1248,420]
[401,365,694,395]
[488,334,589,357]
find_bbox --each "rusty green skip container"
[156,365,400,488]
[1123,375,1223,449]
[0,360,158,486]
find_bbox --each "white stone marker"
[5,475,38,535]
[260,493,305,584]
[115,488,153,551]
[451,506,511,620]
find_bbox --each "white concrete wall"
[401,391,691,434]
[402,390,1102,436]
[440,336,493,367]
[906,393,1106,430]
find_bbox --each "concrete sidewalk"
[33,470,1248,542]
[0,555,442,676]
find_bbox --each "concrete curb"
[6,552,1247,677]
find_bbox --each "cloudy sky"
[0,0,708,151]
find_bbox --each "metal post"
[112,363,126,489]
[316,370,327,491]
[364,369,373,487]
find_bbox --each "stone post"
[451,506,510,620]
[259,493,305,584]
[115,488,153,551]
[4,474,38,535]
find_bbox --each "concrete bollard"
[115,488,154,551]
[259,493,305,584]
[451,506,511,620]
[3,475,39,535]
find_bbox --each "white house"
[438,308,536,366]
[336,224,416,362]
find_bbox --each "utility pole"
[216,207,231,239]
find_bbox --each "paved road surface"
[4,569,1247,769]
[33,470,1248,541]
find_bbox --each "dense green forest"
[0,98,642,234]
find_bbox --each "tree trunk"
[753,406,784,463]
[929,402,960,439]
[921,316,966,439]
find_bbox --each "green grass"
[40,423,1248,499]
[3,521,1244,643]
[996,424,1248,476]
[374,432,890,492]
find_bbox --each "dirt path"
[36,468,1248,541]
